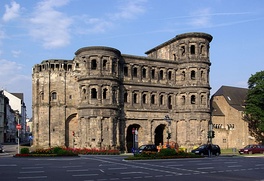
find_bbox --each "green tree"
[244,70,264,143]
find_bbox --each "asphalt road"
[0,154,264,181]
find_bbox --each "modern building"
[32,32,213,152]
[211,86,255,149]
[2,90,27,142]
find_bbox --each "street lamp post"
[164,115,172,148]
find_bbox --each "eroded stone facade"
[32,32,213,152]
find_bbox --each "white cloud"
[111,0,147,20]
[29,0,72,49]
[11,50,21,58]
[2,1,20,22]
[188,8,212,27]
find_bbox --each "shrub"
[20,148,30,154]
[159,148,177,156]
[52,147,63,154]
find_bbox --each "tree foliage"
[244,70,264,143]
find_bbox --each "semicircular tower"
[73,46,122,149]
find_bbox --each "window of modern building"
[91,88,97,99]
[91,59,97,70]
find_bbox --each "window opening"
[124,92,128,103]
[191,45,195,54]
[133,67,138,77]
[124,66,128,76]
[142,68,146,78]
[191,70,196,80]
[168,71,172,80]
[133,93,138,103]
[151,95,155,104]
[91,88,97,99]
[191,95,196,104]
[151,69,155,79]
[51,92,57,100]
[103,88,107,99]
[103,59,107,70]
[142,94,147,104]
[168,96,172,109]
[159,70,164,80]
[159,95,164,105]
[91,59,97,70]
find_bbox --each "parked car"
[134,144,158,154]
[0,144,4,153]
[238,144,264,154]
[191,144,221,156]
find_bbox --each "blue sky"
[0,0,263,118]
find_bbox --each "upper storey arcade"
[145,32,213,62]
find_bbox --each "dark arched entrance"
[155,124,166,146]
[65,113,78,148]
[126,124,140,153]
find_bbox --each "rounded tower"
[73,46,122,149]
[174,32,213,149]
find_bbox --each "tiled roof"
[212,86,248,111]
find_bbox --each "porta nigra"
[32,32,213,152]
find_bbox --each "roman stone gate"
[65,114,78,148]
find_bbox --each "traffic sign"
[16,124,21,130]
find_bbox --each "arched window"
[142,68,147,78]
[191,45,195,54]
[182,71,185,80]
[142,94,147,104]
[133,67,138,77]
[91,59,97,70]
[133,93,138,103]
[159,95,164,105]
[168,96,172,109]
[201,95,205,105]
[168,71,172,80]
[191,95,196,104]
[124,92,128,103]
[103,88,107,99]
[181,96,185,105]
[124,66,128,76]
[151,69,155,79]
[40,92,44,101]
[159,70,164,80]
[103,59,107,70]
[51,92,57,100]
[151,95,155,104]
[91,88,97,99]
[191,70,196,80]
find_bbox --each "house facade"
[211,86,255,149]
[32,32,213,152]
